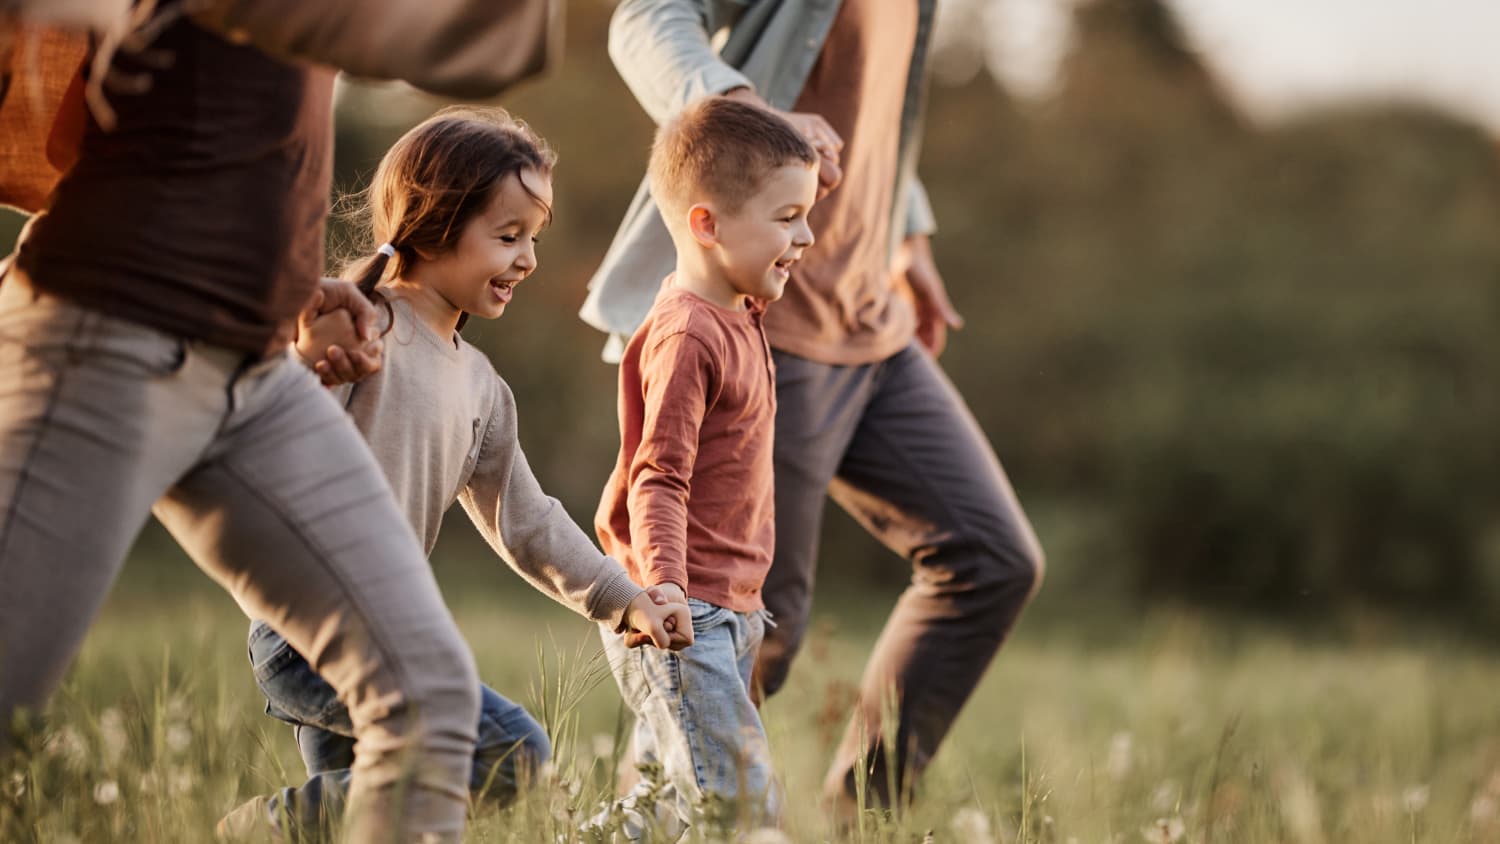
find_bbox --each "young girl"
[219,107,692,838]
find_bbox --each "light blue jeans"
[247,620,550,836]
[595,598,778,839]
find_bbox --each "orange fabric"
[0,27,87,213]
[762,0,920,365]
[596,282,777,613]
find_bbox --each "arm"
[607,0,751,125]
[459,382,646,631]
[893,231,964,357]
[625,331,717,597]
[188,0,560,98]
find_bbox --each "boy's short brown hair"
[649,97,818,220]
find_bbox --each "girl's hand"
[623,585,693,650]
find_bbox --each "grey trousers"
[0,271,480,843]
[757,342,1044,807]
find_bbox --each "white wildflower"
[98,708,128,765]
[165,722,193,754]
[44,726,88,766]
[740,829,793,844]
[950,806,997,844]
[93,780,120,805]
[1402,785,1431,814]
[1471,795,1498,826]
[1139,817,1185,844]
[170,767,196,795]
[1106,731,1134,780]
[591,732,616,760]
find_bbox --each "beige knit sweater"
[332,297,642,628]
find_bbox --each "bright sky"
[936,0,1500,134]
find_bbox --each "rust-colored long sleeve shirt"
[596,281,777,613]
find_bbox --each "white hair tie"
[377,243,397,258]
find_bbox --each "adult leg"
[154,356,480,843]
[753,352,876,700]
[0,279,216,734]
[823,344,1043,806]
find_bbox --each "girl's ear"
[411,245,438,262]
[687,204,718,248]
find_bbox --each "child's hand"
[295,284,383,386]
[623,584,692,650]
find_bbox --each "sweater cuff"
[591,567,646,631]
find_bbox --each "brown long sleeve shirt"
[596,281,777,613]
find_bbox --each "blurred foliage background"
[4,0,1499,633]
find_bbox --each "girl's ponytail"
[353,243,398,299]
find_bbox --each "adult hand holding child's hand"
[623,584,692,650]
[296,279,385,386]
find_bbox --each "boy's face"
[708,163,818,303]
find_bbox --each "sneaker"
[215,795,282,842]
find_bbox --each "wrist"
[722,86,767,109]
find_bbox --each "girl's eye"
[499,235,518,244]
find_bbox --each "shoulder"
[641,293,729,356]
[455,338,512,409]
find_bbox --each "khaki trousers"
[0,270,479,843]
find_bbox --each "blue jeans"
[593,598,777,840]
[247,620,549,835]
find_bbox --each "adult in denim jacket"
[581,0,1046,811]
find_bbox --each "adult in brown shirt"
[595,0,1047,813]
[0,5,556,842]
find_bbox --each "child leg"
[242,620,549,835]
[597,599,775,839]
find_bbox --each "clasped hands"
[622,582,693,650]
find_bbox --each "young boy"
[591,97,819,838]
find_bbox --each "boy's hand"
[623,584,692,650]
[296,280,384,386]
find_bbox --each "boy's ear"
[687,204,718,248]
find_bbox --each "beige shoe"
[215,795,282,842]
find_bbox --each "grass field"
[4,551,1500,844]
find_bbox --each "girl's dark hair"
[340,106,556,331]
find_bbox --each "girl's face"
[416,167,553,321]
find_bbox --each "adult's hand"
[893,234,963,357]
[296,279,384,386]
[722,87,843,198]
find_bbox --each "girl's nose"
[516,243,537,272]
